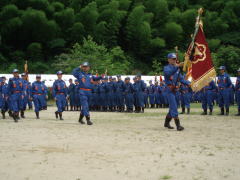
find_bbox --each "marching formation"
[0,54,239,131]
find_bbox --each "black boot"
[187,108,190,114]
[79,113,85,124]
[13,112,18,123]
[86,116,93,125]
[55,111,59,119]
[35,112,39,119]
[1,111,5,119]
[164,116,174,129]
[70,106,73,111]
[219,107,224,115]
[235,109,240,116]
[209,108,213,115]
[20,110,25,118]
[180,108,185,114]
[135,107,140,113]
[174,118,184,131]
[141,107,144,113]
[8,110,13,117]
[59,112,64,120]
[226,108,229,116]
[201,109,207,115]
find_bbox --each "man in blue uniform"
[7,69,26,122]
[153,81,160,108]
[68,79,75,111]
[147,80,155,108]
[235,68,240,116]
[52,71,68,120]
[106,76,115,112]
[1,77,8,119]
[179,83,192,114]
[115,75,125,112]
[217,66,232,115]
[124,77,135,112]
[200,81,217,115]
[20,73,30,118]
[74,80,81,111]
[99,77,108,111]
[31,75,48,119]
[163,53,190,131]
[135,74,146,113]
[72,62,101,125]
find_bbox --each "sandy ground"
[0,106,240,180]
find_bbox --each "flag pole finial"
[198,8,203,15]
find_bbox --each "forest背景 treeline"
[0,0,240,75]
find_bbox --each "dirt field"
[0,105,240,180]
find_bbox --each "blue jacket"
[164,64,190,87]
[32,81,47,97]
[68,83,75,96]
[72,68,101,89]
[124,83,135,94]
[7,77,25,96]
[52,79,68,98]
[217,73,232,89]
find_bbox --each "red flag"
[160,75,163,82]
[190,24,216,91]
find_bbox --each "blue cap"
[149,80,152,83]
[12,69,19,73]
[74,79,78,82]
[125,77,130,80]
[36,74,41,78]
[167,53,177,59]
[117,75,121,78]
[109,76,112,79]
[136,73,141,77]
[57,71,63,75]
[219,66,226,70]
[81,62,90,66]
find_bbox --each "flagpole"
[189,8,203,53]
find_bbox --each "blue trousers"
[149,94,155,104]
[180,93,191,108]
[56,94,66,112]
[125,93,134,109]
[10,93,23,112]
[116,92,124,106]
[99,92,107,107]
[136,92,144,107]
[69,94,75,106]
[218,89,230,108]
[166,90,178,118]
[33,95,46,112]
[2,98,8,111]
[154,93,160,104]
[201,91,213,110]
[80,90,92,116]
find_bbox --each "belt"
[57,92,65,94]
[80,88,91,91]
[219,87,225,90]
[33,93,43,95]
[13,91,21,93]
